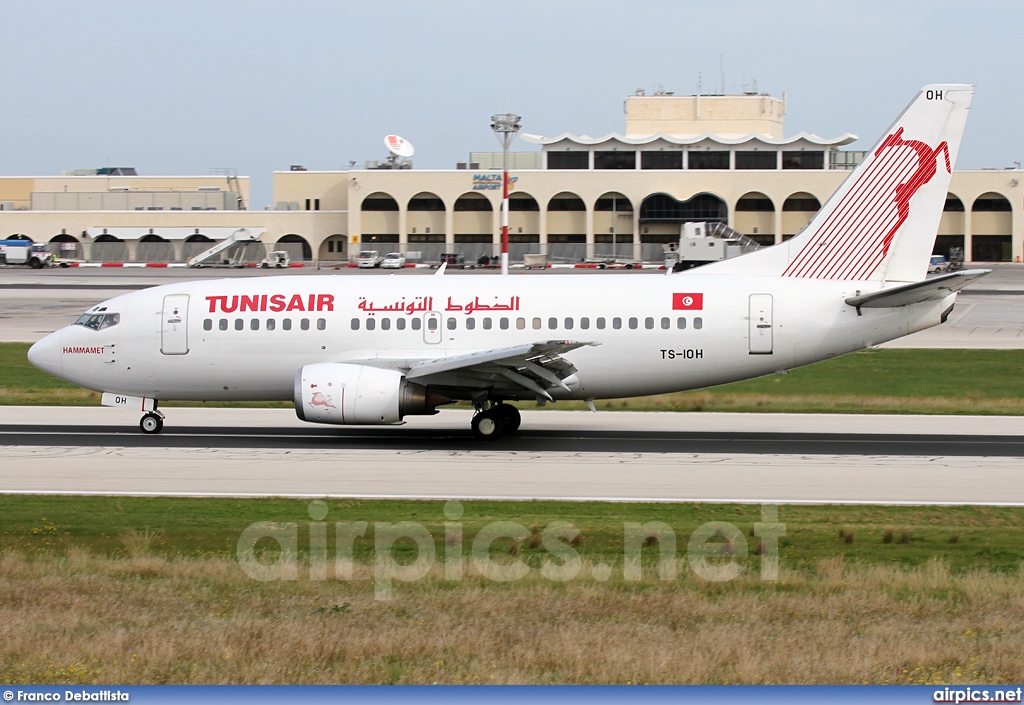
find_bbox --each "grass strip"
[4,495,1023,572]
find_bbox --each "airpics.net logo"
[235,501,785,600]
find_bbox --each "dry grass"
[1,550,1022,685]
[119,527,164,558]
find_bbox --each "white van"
[357,250,382,268]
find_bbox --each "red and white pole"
[490,113,521,277]
[501,160,510,275]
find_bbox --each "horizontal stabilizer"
[844,270,990,309]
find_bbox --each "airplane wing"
[404,340,598,402]
[844,269,990,309]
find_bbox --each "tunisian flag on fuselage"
[672,293,703,310]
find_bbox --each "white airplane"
[29,85,987,440]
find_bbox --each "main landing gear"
[140,410,165,434]
[471,403,521,441]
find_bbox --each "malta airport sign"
[472,174,519,191]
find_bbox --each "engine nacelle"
[294,362,444,425]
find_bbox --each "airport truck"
[663,222,760,272]
[0,240,54,268]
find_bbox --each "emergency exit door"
[161,294,190,355]
[749,294,773,355]
[423,311,442,344]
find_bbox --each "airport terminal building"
[1,91,1020,265]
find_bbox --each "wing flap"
[405,339,598,400]
[844,269,989,309]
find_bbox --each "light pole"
[490,113,521,275]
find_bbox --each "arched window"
[277,234,312,260]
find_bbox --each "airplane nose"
[28,330,63,377]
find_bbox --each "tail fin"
[706,85,973,283]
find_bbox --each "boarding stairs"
[187,228,259,267]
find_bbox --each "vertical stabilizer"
[703,85,973,283]
[784,85,972,282]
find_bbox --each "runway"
[2,408,1023,505]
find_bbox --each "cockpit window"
[74,313,120,330]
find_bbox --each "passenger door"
[161,294,190,355]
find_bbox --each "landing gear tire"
[140,412,164,434]
[471,409,505,441]
[497,404,521,434]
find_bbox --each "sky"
[3,0,1022,208]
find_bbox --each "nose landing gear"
[140,411,165,434]
[470,402,521,441]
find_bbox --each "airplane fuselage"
[35,272,953,403]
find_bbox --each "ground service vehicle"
[357,250,383,268]
[664,222,760,272]
[928,255,948,273]
[439,253,465,268]
[0,240,54,268]
[260,251,291,269]
[28,86,989,440]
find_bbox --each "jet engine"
[294,362,447,425]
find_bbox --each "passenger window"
[500,317,509,330]
[250,318,260,331]
[597,317,606,330]
[548,317,558,330]
[483,318,492,330]
[381,318,391,331]
[564,317,574,330]
[580,317,590,330]
[219,319,228,331]
[411,318,422,331]
[427,318,438,331]
[267,318,276,331]
[203,319,212,331]
[644,317,654,330]
[516,317,525,330]
[629,317,638,330]
[466,318,476,330]
[532,317,541,330]
[351,318,360,330]
[234,319,243,331]
[661,317,670,330]
[677,317,687,329]
[694,317,703,330]
[366,318,376,331]
[317,318,326,331]
[612,317,622,330]
[300,318,310,331]
[396,318,406,330]
[447,318,457,330]
[283,318,292,331]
